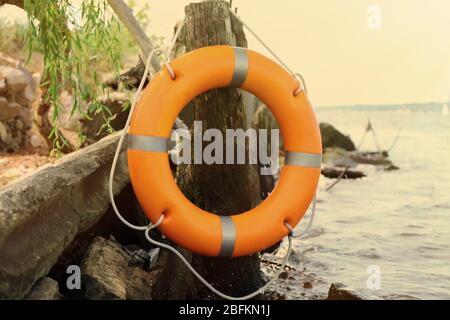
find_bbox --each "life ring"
[127,45,322,257]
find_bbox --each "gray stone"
[320,123,356,151]
[126,267,155,300]
[0,132,129,299]
[23,84,35,102]
[0,53,18,68]
[0,78,5,94]
[25,277,60,300]
[349,151,393,166]
[0,66,14,79]
[322,148,357,168]
[327,282,382,300]
[0,96,7,108]
[0,101,20,121]
[82,236,128,300]
[5,68,29,91]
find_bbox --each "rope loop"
[284,222,295,236]
[294,73,308,96]
[148,214,165,230]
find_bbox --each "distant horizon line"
[316,100,449,109]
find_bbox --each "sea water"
[287,103,450,299]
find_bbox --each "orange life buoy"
[127,45,322,257]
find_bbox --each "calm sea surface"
[285,104,450,299]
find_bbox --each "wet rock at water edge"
[327,282,382,300]
[25,277,61,300]
[320,123,356,151]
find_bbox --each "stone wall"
[0,53,40,152]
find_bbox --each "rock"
[0,96,7,108]
[32,72,41,88]
[0,102,20,121]
[15,118,23,130]
[323,147,398,171]
[384,164,399,171]
[25,277,60,300]
[0,132,129,299]
[322,148,357,168]
[0,54,38,151]
[126,267,155,300]
[82,237,157,300]
[320,123,356,151]
[327,282,382,300]
[23,85,35,102]
[30,133,42,148]
[0,53,18,68]
[321,167,366,179]
[0,121,8,142]
[0,78,5,94]
[82,91,130,145]
[0,66,14,79]
[349,152,393,166]
[5,68,29,91]
[303,281,313,289]
[82,237,128,300]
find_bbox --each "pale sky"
[1,0,449,106]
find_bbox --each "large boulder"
[25,277,61,300]
[82,236,128,300]
[320,123,356,151]
[82,236,156,300]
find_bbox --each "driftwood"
[321,167,366,179]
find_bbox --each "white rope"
[108,19,186,231]
[229,9,307,95]
[109,11,319,300]
[229,8,317,239]
[145,216,292,300]
[284,195,317,239]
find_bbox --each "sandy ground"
[0,150,52,187]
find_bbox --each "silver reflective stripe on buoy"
[218,216,236,257]
[128,134,168,153]
[285,151,322,168]
[230,47,248,88]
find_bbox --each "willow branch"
[106,0,160,70]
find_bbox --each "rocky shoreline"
[0,53,398,300]
[0,124,397,300]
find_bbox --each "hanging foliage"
[23,0,123,156]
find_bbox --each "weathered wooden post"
[153,0,264,299]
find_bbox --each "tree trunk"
[0,0,23,8]
[153,0,264,299]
